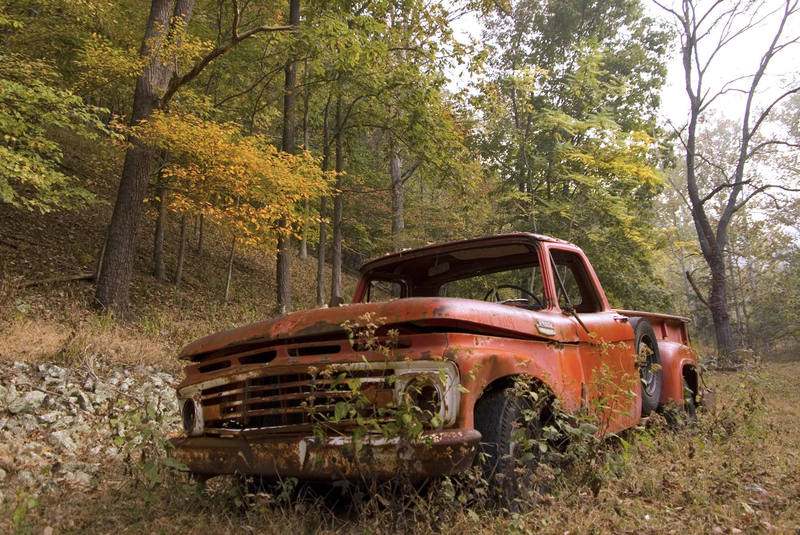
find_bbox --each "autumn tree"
[95,0,292,318]
[132,111,327,295]
[0,52,114,213]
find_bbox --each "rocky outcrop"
[0,361,179,501]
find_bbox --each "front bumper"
[171,428,481,482]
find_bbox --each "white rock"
[66,470,92,487]
[7,391,47,414]
[49,430,78,452]
[17,470,35,487]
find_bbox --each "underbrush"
[3,362,798,535]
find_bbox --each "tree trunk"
[94,231,107,284]
[174,213,187,284]
[316,99,331,307]
[224,234,236,302]
[197,212,204,259]
[390,140,404,252]
[299,58,311,260]
[94,0,194,318]
[276,0,299,315]
[153,181,167,280]
[329,95,343,307]
[707,250,735,357]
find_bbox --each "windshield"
[361,240,544,308]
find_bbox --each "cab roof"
[359,232,574,274]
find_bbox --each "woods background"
[1,0,799,362]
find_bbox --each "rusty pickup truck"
[172,233,701,484]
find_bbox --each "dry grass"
[3,361,798,535]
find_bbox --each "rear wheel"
[630,318,662,416]
[682,377,697,424]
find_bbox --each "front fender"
[445,333,582,429]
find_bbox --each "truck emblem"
[536,320,556,336]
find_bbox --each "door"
[547,247,638,433]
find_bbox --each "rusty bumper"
[171,429,481,482]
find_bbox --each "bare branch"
[162,21,293,106]
[686,270,710,308]
[732,183,800,213]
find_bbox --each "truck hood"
[178,297,555,361]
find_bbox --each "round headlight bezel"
[397,374,445,430]
[180,397,203,436]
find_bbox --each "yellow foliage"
[76,33,143,95]
[132,112,329,249]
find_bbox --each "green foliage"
[0,53,115,212]
[474,0,671,309]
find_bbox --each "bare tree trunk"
[276,0,299,315]
[329,95,343,307]
[197,213,204,259]
[299,58,311,260]
[94,0,194,318]
[153,180,167,280]
[174,213,187,284]
[727,247,744,347]
[224,234,236,302]
[390,139,404,252]
[94,231,107,284]
[316,98,331,307]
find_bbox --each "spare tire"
[629,318,662,416]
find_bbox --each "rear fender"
[657,340,698,406]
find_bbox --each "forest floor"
[0,347,798,534]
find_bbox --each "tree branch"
[161,19,292,107]
[686,270,710,309]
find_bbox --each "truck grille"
[200,368,394,435]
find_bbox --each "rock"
[17,470,35,487]
[67,470,92,487]
[83,378,96,392]
[0,467,6,481]
[7,390,46,414]
[48,365,67,379]
[43,377,64,389]
[70,390,93,413]
[38,411,61,424]
[49,430,78,452]
[19,414,40,432]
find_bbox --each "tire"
[663,377,697,428]
[473,384,545,508]
[682,377,697,425]
[629,318,662,416]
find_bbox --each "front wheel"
[473,384,548,508]
[630,318,662,416]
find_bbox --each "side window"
[550,250,602,313]
[366,279,406,302]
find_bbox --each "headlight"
[401,375,444,428]
[393,361,460,429]
[180,397,203,436]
